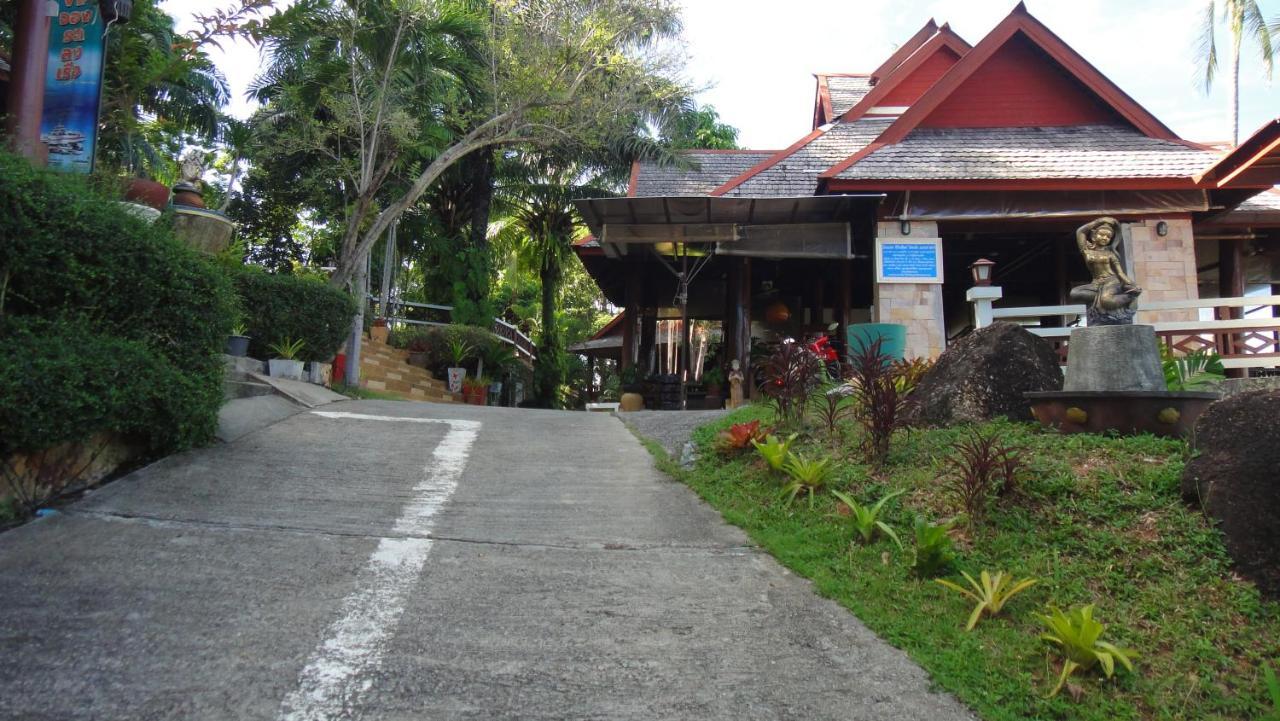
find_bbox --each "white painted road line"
[278,413,480,721]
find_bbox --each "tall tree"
[251,0,688,291]
[664,103,739,150]
[489,155,614,407]
[1197,0,1275,145]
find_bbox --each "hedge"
[0,151,234,456]
[231,266,356,362]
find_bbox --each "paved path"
[0,401,974,720]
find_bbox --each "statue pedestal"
[1064,325,1165,392]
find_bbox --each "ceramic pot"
[123,178,170,211]
[225,335,250,357]
[619,392,645,412]
[308,362,332,386]
[447,367,466,394]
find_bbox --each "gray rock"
[1063,325,1165,392]
[903,322,1063,426]
[1181,390,1280,599]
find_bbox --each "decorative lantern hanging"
[764,300,791,325]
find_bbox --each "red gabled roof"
[820,2,1181,181]
[1196,118,1280,189]
[834,23,970,123]
[869,19,939,82]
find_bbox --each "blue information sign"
[877,239,943,283]
[41,0,106,173]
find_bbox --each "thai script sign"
[41,0,106,173]
[876,238,944,284]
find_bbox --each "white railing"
[375,298,537,361]
[969,287,1280,370]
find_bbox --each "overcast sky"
[165,0,1280,148]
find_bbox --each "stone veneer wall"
[873,221,947,359]
[1129,217,1199,323]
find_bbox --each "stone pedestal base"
[1064,325,1165,392]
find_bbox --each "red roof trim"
[825,177,1202,192]
[813,75,833,128]
[834,26,971,124]
[870,4,1178,149]
[626,161,640,197]
[1195,118,1280,188]
[710,128,829,196]
[870,19,939,81]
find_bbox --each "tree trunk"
[1231,33,1241,146]
[343,254,369,387]
[534,249,564,407]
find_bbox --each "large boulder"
[903,322,1062,426]
[1181,390,1280,598]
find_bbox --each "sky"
[165,0,1280,149]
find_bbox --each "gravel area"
[619,410,731,460]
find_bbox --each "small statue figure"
[172,149,208,208]
[1069,217,1142,326]
[727,359,746,409]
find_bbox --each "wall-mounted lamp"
[1156,221,1169,237]
[969,258,996,287]
[899,219,911,236]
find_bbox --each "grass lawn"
[643,405,1280,720]
[330,383,406,402]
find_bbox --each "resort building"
[572,3,1280,382]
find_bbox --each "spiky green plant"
[267,337,306,360]
[780,453,835,508]
[935,570,1038,631]
[1264,663,1280,721]
[909,517,955,578]
[751,433,797,472]
[1037,605,1138,697]
[831,489,903,549]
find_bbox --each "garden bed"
[647,406,1280,720]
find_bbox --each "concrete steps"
[359,338,459,403]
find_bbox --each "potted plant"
[225,321,251,357]
[446,337,473,394]
[462,376,490,406]
[267,337,306,380]
[482,343,517,404]
[307,359,332,386]
[370,317,390,344]
[703,365,725,409]
[406,333,430,368]
[619,365,645,412]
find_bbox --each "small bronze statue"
[1069,217,1141,325]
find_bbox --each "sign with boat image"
[41,1,106,173]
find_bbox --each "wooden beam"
[621,267,642,370]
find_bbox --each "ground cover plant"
[648,403,1280,720]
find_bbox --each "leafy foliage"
[942,430,1025,522]
[751,433,796,472]
[1264,663,1280,721]
[910,517,956,578]
[716,420,766,454]
[780,453,835,508]
[812,384,853,448]
[831,489,904,549]
[1160,345,1225,391]
[1038,605,1138,697]
[848,338,905,466]
[891,357,934,396]
[935,570,1039,631]
[230,267,356,362]
[267,337,306,361]
[760,340,823,425]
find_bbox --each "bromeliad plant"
[717,420,767,455]
[831,489,904,549]
[1037,605,1138,697]
[267,337,306,360]
[780,452,835,508]
[751,433,797,472]
[935,570,1038,631]
[909,517,956,578]
[1264,663,1280,721]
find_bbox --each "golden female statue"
[1068,217,1142,325]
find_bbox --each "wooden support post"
[836,259,852,360]
[622,265,641,370]
[1219,238,1246,377]
[729,257,752,377]
[639,311,657,376]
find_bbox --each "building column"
[621,265,642,370]
[1129,218,1200,322]
[873,221,945,359]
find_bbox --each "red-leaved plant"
[716,420,767,454]
[760,340,824,425]
[848,338,903,466]
[942,430,1025,522]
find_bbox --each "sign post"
[40,0,107,173]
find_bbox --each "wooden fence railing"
[374,298,537,362]
[969,290,1280,371]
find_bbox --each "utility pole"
[5,0,53,161]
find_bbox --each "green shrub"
[230,266,356,362]
[0,151,234,457]
[399,325,503,379]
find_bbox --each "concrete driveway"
[0,401,973,721]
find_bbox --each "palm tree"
[490,155,615,408]
[1196,0,1275,145]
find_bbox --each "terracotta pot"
[370,323,389,344]
[463,386,488,405]
[619,392,645,412]
[123,178,170,211]
[171,182,206,208]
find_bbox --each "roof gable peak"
[834,25,970,123]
